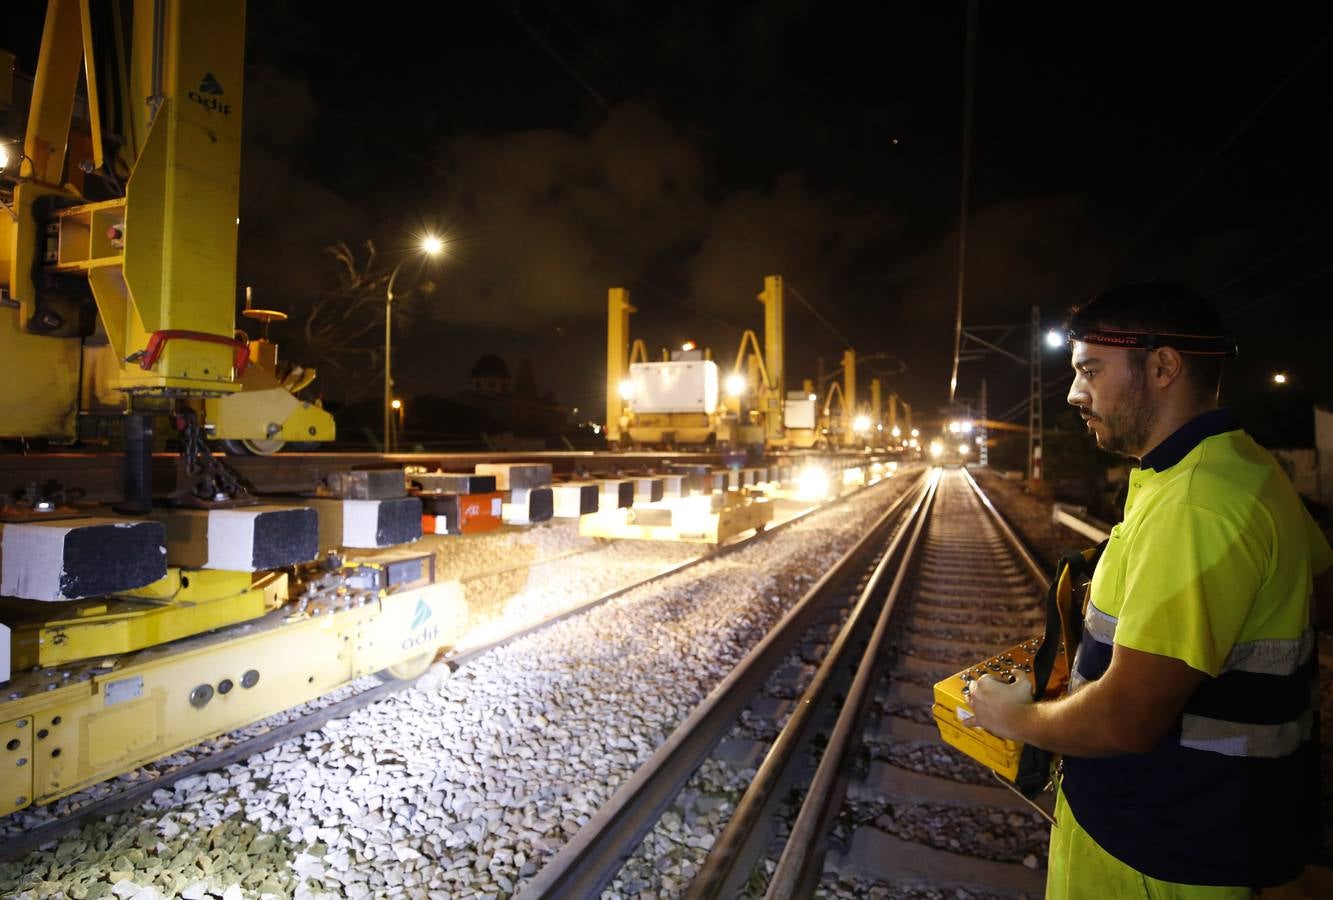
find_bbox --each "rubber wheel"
[221,438,286,456]
[376,651,436,682]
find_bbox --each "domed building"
[469,354,512,395]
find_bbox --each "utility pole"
[1028,305,1043,482]
[605,288,634,446]
[979,378,989,467]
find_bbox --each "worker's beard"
[1090,364,1156,459]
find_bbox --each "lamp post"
[384,236,443,452]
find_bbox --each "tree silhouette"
[280,239,436,403]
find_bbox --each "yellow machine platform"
[579,493,773,544]
[0,579,465,816]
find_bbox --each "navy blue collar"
[1139,408,1238,472]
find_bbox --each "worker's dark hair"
[1068,281,1230,400]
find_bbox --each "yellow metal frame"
[0,570,280,670]
[2,0,254,440]
[0,579,466,814]
[607,275,788,450]
[578,495,773,544]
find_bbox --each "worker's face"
[1066,341,1156,458]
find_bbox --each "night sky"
[11,2,1333,439]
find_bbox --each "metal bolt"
[15,796,26,805]
[15,720,26,729]
[16,758,27,767]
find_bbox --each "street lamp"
[1273,373,1288,385]
[385,235,444,452]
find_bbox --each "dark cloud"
[426,103,711,326]
[236,65,362,310]
[882,195,1114,410]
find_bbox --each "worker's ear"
[1147,347,1184,388]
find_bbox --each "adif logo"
[401,596,439,651]
[188,72,233,115]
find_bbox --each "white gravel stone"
[0,476,915,900]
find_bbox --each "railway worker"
[964,281,1332,899]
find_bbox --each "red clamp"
[134,330,250,373]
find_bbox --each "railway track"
[521,467,1054,899]
[0,449,778,505]
[0,469,918,866]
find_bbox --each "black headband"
[1067,327,1238,359]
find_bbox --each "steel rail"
[0,449,884,504]
[448,468,921,666]
[686,469,939,899]
[742,467,1053,898]
[1,470,918,863]
[961,467,1052,586]
[762,470,941,898]
[513,472,931,899]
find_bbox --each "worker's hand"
[961,674,1034,741]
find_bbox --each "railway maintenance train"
[0,1,914,818]
[0,0,479,817]
[604,279,915,452]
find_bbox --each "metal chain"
[178,408,252,502]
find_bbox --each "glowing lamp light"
[909,438,919,448]
[910,428,919,438]
[948,421,961,434]
[618,379,636,400]
[796,466,829,499]
[958,443,970,455]
[808,393,817,402]
[390,398,402,410]
[725,373,748,397]
[853,415,871,433]
[961,421,974,434]
[1273,373,1288,385]
[929,441,944,459]
[891,426,901,438]
[1046,329,1065,349]
[421,235,445,256]
[681,340,697,352]
[877,423,884,432]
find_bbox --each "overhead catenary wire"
[629,277,748,334]
[491,0,614,112]
[1078,24,1333,300]
[949,0,980,406]
[786,284,856,349]
[1223,261,1333,318]
[1205,214,1333,297]
[545,0,637,98]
